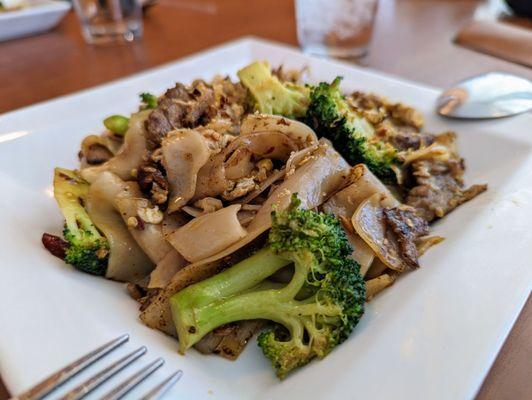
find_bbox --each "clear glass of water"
[295,0,379,58]
[72,0,143,44]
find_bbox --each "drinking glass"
[72,0,143,44]
[295,0,379,58]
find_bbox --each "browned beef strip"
[137,162,169,206]
[144,81,215,150]
[184,81,215,125]
[383,207,429,269]
[194,320,265,360]
[388,127,435,151]
[406,159,487,222]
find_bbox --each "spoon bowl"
[436,72,532,119]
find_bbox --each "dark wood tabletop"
[0,0,530,398]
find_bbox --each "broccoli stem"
[171,249,340,352]
[173,286,340,353]
[180,248,290,307]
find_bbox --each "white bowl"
[0,0,71,42]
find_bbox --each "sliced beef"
[194,320,265,360]
[349,91,424,129]
[137,162,169,206]
[387,127,435,152]
[140,78,246,207]
[144,81,215,150]
[406,159,487,222]
[383,207,429,269]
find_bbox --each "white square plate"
[0,38,531,400]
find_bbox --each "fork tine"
[59,346,147,400]
[16,334,129,400]
[139,370,183,400]
[99,358,164,400]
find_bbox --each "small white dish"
[0,38,530,399]
[0,0,71,42]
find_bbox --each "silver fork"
[11,334,182,400]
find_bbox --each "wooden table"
[0,0,530,398]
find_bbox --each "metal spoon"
[436,72,532,119]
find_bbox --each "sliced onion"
[322,164,399,275]
[352,193,409,272]
[323,164,399,217]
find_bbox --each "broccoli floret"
[306,77,398,181]
[170,194,365,378]
[53,168,109,275]
[237,61,310,118]
[140,92,158,109]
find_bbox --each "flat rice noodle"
[81,110,151,183]
[86,172,154,282]
[114,196,174,264]
[222,130,299,181]
[352,193,409,272]
[161,212,189,238]
[163,129,211,213]
[322,164,399,276]
[139,141,349,335]
[240,114,318,147]
[175,143,342,274]
[194,130,304,200]
[148,250,188,289]
[167,204,247,262]
[191,140,350,268]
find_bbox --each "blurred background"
[0,0,531,114]
[0,0,531,398]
